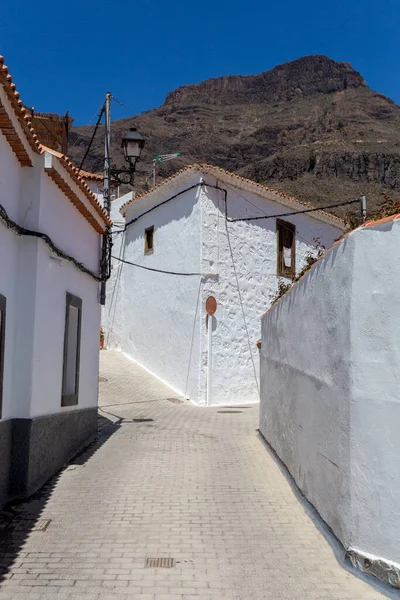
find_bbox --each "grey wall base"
[0,408,97,505]
[0,419,13,506]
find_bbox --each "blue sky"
[0,0,399,125]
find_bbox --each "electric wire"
[78,105,105,173]
[0,202,107,283]
[111,96,136,115]
[215,181,325,247]
[111,255,203,276]
[69,102,106,150]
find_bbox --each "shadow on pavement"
[0,413,121,584]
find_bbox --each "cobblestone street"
[0,351,396,600]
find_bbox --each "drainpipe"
[207,315,212,407]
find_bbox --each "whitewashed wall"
[110,171,342,406]
[28,173,101,418]
[107,181,203,400]
[199,177,342,405]
[0,127,101,421]
[259,219,400,583]
[0,132,22,420]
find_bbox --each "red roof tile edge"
[120,163,346,228]
[0,56,42,154]
[41,146,111,228]
[0,56,111,230]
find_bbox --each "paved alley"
[0,351,396,600]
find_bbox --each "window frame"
[276,219,296,279]
[61,293,82,407]
[0,295,6,419]
[144,226,154,254]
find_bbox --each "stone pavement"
[0,350,396,600]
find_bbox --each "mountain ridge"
[68,54,400,217]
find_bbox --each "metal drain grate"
[218,410,243,414]
[145,557,174,568]
[0,519,51,532]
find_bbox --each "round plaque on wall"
[206,296,217,316]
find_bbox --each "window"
[277,219,296,278]
[62,293,82,407]
[0,295,6,419]
[144,226,154,254]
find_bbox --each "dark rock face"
[69,54,400,214]
[165,56,366,106]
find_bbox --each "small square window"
[0,294,6,419]
[277,219,296,278]
[62,293,82,407]
[145,226,154,254]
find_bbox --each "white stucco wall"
[198,177,342,405]
[0,121,102,421]
[105,181,203,400]
[0,133,21,421]
[27,172,101,417]
[107,171,342,406]
[259,219,400,572]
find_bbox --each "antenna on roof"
[152,153,181,187]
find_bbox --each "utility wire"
[217,181,325,248]
[78,105,105,173]
[69,102,105,150]
[0,202,106,283]
[112,96,136,115]
[226,196,360,222]
[111,255,204,276]
[124,181,356,234]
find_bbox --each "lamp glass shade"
[121,128,145,163]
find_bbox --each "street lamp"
[111,127,146,186]
[121,127,146,170]
[100,93,146,306]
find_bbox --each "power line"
[78,105,105,173]
[217,181,325,247]
[112,255,204,276]
[69,102,105,150]
[0,203,106,283]
[112,96,136,115]
[226,196,360,223]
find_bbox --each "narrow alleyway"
[0,351,395,600]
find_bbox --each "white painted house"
[259,214,400,588]
[103,165,345,406]
[0,55,111,505]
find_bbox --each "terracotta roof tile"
[41,146,112,229]
[0,55,111,231]
[0,56,41,156]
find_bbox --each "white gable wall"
[199,176,342,405]
[28,172,101,418]
[111,169,343,406]
[106,178,203,400]
[0,132,23,420]
[0,140,102,420]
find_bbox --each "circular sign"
[206,296,217,316]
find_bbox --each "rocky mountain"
[69,55,400,217]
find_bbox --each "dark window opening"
[145,226,154,254]
[62,293,82,407]
[277,219,296,278]
[0,295,6,419]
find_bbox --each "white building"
[259,214,400,588]
[0,55,111,504]
[103,165,345,406]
